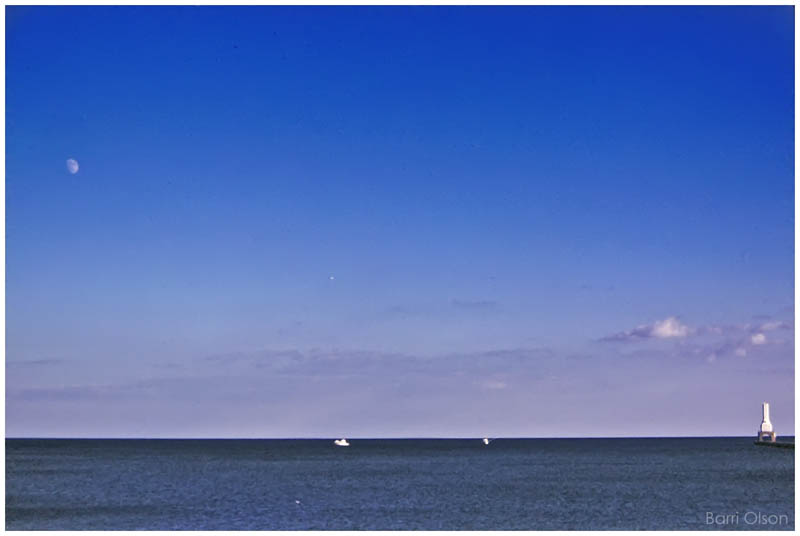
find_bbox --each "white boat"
[483,438,491,445]
[334,438,350,447]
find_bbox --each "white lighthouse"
[757,402,776,442]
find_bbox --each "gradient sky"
[6,6,794,438]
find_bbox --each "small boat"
[483,438,491,445]
[334,438,350,447]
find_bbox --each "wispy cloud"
[698,320,791,337]
[384,304,429,317]
[382,299,500,319]
[450,299,498,310]
[7,346,557,412]
[477,379,508,390]
[599,315,793,365]
[600,317,691,342]
[197,346,554,379]
[601,317,791,344]
[6,359,63,367]
[754,320,790,332]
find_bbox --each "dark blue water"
[6,437,794,530]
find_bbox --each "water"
[6,437,794,530]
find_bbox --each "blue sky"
[6,6,794,437]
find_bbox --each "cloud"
[384,304,429,317]
[693,319,790,339]
[757,320,790,332]
[450,299,498,310]
[651,317,690,338]
[381,299,500,319]
[191,347,552,388]
[9,384,116,402]
[601,317,691,342]
[7,346,557,413]
[6,359,62,367]
[750,333,766,345]
[605,315,791,345]
[696,328,786,360]
[664,316,793,362]
[479,379,508,390]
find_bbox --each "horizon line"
[7,435,793,440]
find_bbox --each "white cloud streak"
[601,316,691,342]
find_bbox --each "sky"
[6,6,795,438]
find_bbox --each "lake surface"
[6,437,794,530]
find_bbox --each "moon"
[66,158,79,174]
